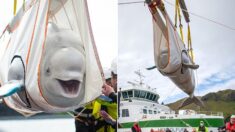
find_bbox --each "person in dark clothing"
[166,128,172,132]
[118,89,121,118]
[131,122,141,132]
[101,59,118,131]
[74,66,117,132]
[218,126,226,132]
[74,107,96,132]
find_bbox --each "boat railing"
[195,111,223,117]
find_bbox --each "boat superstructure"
[118,71,224,132]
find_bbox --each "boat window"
[149,94,153,100]
[154,111,157,114]
[146,92,150,100]
[152,95,156,101]
[155,95,159,101]
[128,90,133,98]
[143,109,147,114]
[122,92,128,99]
[134,90,140,97]
[149,110,153,114]
[140,91,146,98]
[122,109,129,117]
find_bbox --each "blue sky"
[164,65,235,103]
[118,0,235,104]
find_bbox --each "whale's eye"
[46,68,51,75]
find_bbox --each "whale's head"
[40,23,86,107]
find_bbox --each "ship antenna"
[134,70,145,85]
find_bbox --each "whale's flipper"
[181,50,199,70]
[178,96,204,109]
[0,81,23,98]
[182,62,199,70]
[146,66,157,70]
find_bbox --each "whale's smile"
[57,79,80,95]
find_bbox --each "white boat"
[118,71,224,132]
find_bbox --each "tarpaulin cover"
[0,0,103,116]
[152,9,195,95]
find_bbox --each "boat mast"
[134,70,145,86]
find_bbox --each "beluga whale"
[145,0,204,109]
[0,0,103,116]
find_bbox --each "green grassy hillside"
[167,89,235,118]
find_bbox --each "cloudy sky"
[0,0,117,68]
[118,0,235,104]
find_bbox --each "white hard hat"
[231,115,235,119]
[111,58,117,75]
[134,119,139,123]
[103,68,111,80]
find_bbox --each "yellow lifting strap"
[14,0,25,16]
[174,0,179,27]
[187,23,195,63]
[175,0,184,42]
[179,24,184,43]
[14,0,17,16]
[23,0,25,11]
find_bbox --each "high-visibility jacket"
[196,126,208,132]
[94,97,117,132]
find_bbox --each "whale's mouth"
[57,79,80,95]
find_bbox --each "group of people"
[74,59,118,132]
[131,115,235,132]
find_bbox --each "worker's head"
[200,121,204,127]
[104,68,112,86]
[133,119,139,125]
[230,115,235,124]
[111,58,117,92]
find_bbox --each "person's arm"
[102,84,117,103]
[102,84,114,96]
[100,110,116,128]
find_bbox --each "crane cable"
[118,1,144,5]
[163,0,235,31]
[118,0,235,31]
